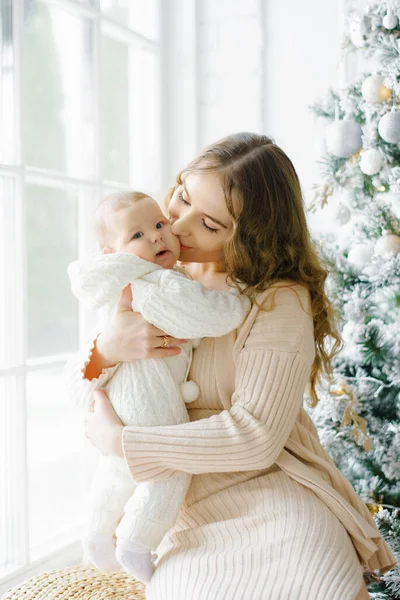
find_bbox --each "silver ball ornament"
[347,243,374,269]
[334,203,351,225]
[374,234,400,256]
[359,148,383,175]
[382,12,398,29]
[378,111,400,143]
[361,75,391,104]
[325,119,363,158]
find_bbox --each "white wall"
[263,0,342,209]
[198,0,265,145]
[164,0,346,235]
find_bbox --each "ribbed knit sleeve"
[63,330,121,409]
[122,286,315,482]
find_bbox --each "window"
[0,0,160,589]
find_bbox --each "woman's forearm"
[84,334,118,381]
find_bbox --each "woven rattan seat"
[1,565,146,600]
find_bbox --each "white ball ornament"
[361,75,391,104]
[384,192,400,218]
[359,148,383,175]
[347,243,374,269]
[382,12,398,29]
[349,17,368,47]
[378,111,400,143]
[325,119,363,158]
[374,234,400,257]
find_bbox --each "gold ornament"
[337,386,373,451]
[380,86,392,102]
[330,382,351,396]
[350,148,363,164]
[367,496,384,515]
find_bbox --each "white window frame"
[0,0,162,593]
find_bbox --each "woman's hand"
[84,390,124,457]
[96,285,189,365]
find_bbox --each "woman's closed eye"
[178,190,219,234]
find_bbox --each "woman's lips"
[180,243,192,250]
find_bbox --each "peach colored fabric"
[67,282,396,599]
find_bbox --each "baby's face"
[110,197,181,269]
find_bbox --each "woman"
[67,133,395,599]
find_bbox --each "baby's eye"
[156,221,164,229]
[132,232,143,239]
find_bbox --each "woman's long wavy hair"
[165,132,342,408]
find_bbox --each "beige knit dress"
[66,281,396,600]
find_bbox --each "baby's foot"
[83,532,121,572]
[116,539,156,584]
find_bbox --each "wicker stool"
[1,565,146,600]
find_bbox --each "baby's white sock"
[83,532,121,572]
[116,539,157,584]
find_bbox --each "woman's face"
[168,171,234,264]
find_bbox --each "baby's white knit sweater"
[66,252,251,554]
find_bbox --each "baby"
[67,191,251,584]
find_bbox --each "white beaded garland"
[325,119,363,158]
[361,75,391,104]
[374,234,400,256]
[378,111,400,143]
[347,243,374,268]
[359,148,383,175]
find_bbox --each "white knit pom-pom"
[180,380,200,403]
[359,148,383,175]
[347,243,374,269]
[361,75,391,104]
[325,119,362,158]
[374,233,400,257]
[378,111,400,144]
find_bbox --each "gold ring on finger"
[161,335,169,348]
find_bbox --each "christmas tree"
[309,3,400,599]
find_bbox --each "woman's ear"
[103,246,114,254]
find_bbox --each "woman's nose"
[170,215,190,235]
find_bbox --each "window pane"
[0,375,27,575]
[26,183,78,358]
[27,366,85,559]
[22,1,94,178]
[100,34,130,183]
[0,177,22,370]
[130,48,160,195]
[0,0,15,164]
[100,0,159,40]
